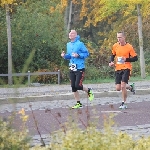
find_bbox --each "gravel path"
[0,80,150,98]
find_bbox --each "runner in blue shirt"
[61,30,94,108]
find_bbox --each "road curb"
[0,88,150,105]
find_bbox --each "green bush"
[1,112,150,150]
[85,65,114,80]
[0,118,30,150]
[132,61,141,77]
[30,115,150,150]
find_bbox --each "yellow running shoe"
[88,88,94,101]
[72,103,83,109]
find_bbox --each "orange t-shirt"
[112,42,137,71]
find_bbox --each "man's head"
[117,31,126,46]
[69,30,77,41]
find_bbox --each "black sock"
[77,101,81,104]
[122,101,124,105]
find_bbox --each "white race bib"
[117,57,125,64]
[70,64,77,71]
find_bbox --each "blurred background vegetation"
[0,0,150,84]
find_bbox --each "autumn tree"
[0,0,67,84]
[0,0,23,84]
[73,0,150,78]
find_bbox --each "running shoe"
[130,83,135,94]
[119,104,127,109]
[72,103,83,109]
[88,88,94,101]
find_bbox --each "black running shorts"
[115,69,130,84]
[69,69,85,92]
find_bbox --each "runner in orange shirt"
[109,31,138,109]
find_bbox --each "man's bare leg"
[121,82,127,103]
[74,91,80,101]
[116,83,127,109]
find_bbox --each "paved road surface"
[0,93,150,146]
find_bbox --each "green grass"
[0,76,150,87]
[84,76,150,84]
[0,83,29,88]
[129,75,150,81]
[83,78,114,84]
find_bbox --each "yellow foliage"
[0,0,16,6]
[49,0,68,14]
[72,0,79,4]
[61,0,68,8]
[74,0,150,27]
[0,118,29,149]
[18,108,25,115]
[79,0,87,19]
[50,6,55,13]
[86,42,94,54]
[20,115,29,122]
[117,0,150,4]
[18,108,29,122]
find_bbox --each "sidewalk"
[0,80,150,104]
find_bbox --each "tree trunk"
[67,0,72,35]
[137,4,146,78]
[64,1,69,32]
[6,5,12,85]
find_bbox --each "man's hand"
[61,51,65,57]
[109,62,115,67]
[72,53,79,58]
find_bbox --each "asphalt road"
[0,94,150,135]
[1,81,150,146]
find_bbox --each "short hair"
[117,31,125,36]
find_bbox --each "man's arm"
[61,44,71,59]
[109,54,115,67]
[64,54,71,59]
[110,55,115,62]
[109,43,117,63]
[125,56,138,62]
[125,45,138,62]
[77,42,89,59]
[61,51,71,59]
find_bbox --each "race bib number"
[117,57,125,64]
[70,64,77,71]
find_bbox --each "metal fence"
[0,70,61,85]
